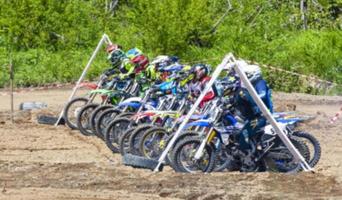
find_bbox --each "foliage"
[0,0,341,94]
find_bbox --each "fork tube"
[168,96,176,110]
[194,127,214,160]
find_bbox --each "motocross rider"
[186,64,215,108]
[228,60,273,150]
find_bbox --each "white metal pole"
[103,34,113,45]
[54,34,107,126]
[154,54,233,171]
[231,57,313,172]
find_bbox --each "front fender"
[121,97,142,104]
[88,89,112,96]
[184,120,212,130]
[78,82,98,90]
[117,102,141,109]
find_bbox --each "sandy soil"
[0,88,342,200]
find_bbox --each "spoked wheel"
[139,127,169,160]
[76,103,99,136]
[95,108,121,140]
[89,105,113,136]
[213,146,234,172]
[63,97,89,130]
[264,137,310,173]
[292,131,321,167]
[119,127,136,155]
[128,124,154,156]
[105,117,132,153]
[172,136,215,173]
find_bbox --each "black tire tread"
[122,153,160,171]
[76,103,99,136]
[63,97,89,129]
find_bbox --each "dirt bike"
[63,73,109,130]
[170,100,311,173]
[76,77,140,136]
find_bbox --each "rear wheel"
[292,131,321,167]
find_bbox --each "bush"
[0,0,341,95]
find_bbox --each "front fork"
[194,127,215,160]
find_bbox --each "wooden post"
[300,0,308,30]
[9,59,14,124]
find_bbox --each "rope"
[184,56,340,89]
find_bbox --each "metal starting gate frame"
[55,34,113,126]
[154,53,314,172]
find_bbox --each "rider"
[104,44,126,76]
[119,47,149,80]
[227,60,273,150]
[145,55,180,84]
[186,64,215,108]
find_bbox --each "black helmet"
[108,49,127,68]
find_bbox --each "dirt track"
[0,88,342,200]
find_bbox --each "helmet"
[226,59,262,83]
[108,49,127,68]
[215,76,240,97]
[242,64,262,83]
[132,54,149,73]
[192,64,210,81]
[151,55,176,71]
[146,64,157,80]
[126,48,143,59]
[106,44,122,54]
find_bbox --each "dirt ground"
[0,87,342,200]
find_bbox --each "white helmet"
[225,59,262,83]
[242,64,262,83]
[151,55,170,65]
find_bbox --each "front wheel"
[138,127,169,160]
[89,105,113,135]
[63,97,89,130]
[76,103,99,136]
[105,117,131,153]
[128,124,154,156]
[171,136,215,173]
[95,108,121,140]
